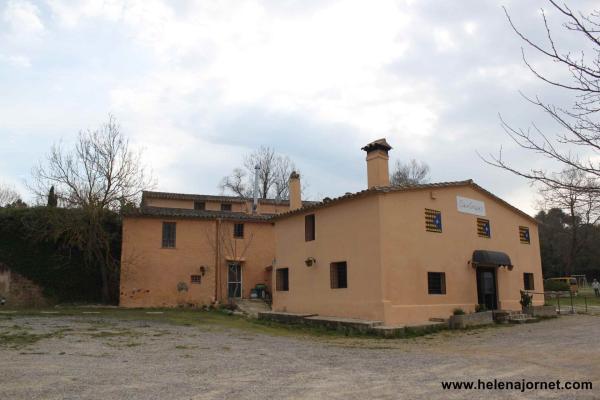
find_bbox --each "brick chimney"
[361,138,392,188]
[289,171,302,210]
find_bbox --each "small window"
[221,203,232,211]
[477,218,491,238]
[276,268,289,291]
[428,272,446,295]
[330,262,348,289]
[519,226,530,244]
[305,214,315,241]
[162,222,176,248]
[425,209,442,233]
[233,223,244,238]
[524,273,534,291]
[191,275,202,284]
[194,201,205,210]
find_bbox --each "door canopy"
[472,250,513,269]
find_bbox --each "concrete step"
[234,299,271,317]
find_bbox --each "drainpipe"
[214,218,221,302]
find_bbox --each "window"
[233,223,244,238]
[221,203,232,211]
[477,218,491,238]
[194,201,205,210]
[190,275,202,284]
[425,209,442,233]
[162,222,176,248]
[276,268,289,291]
[519,226,530,244]
[523,273,534,291]
[428,272,446,294]
[305,214,315,241]
[330,262,348,289]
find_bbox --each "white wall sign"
[456,196,486,216]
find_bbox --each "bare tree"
[0,183,21,207]
[482,1,600,193]
[390,159,430,186]
[28,115,154,303]
[220,146,297,200]
[537,169,600,275]
[30,115,154,210]
[204,220,255,301]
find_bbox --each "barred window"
[194,201,205,210]
[233,223,244,238]
[276,268,289,291]
[221,203,232,211]
[425,209,442,233]
[330,262,347,289]
[428,272,446,295]
[477,218,491,238]
[162,222,176,248]
[519,226,530,244]
[190,275,202,284]
[523,273,534,290]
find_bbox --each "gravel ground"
[0,313,598,400]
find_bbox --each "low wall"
[523,305,557,318]
[449,311,494,329]
[0,265,49,307]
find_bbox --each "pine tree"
[47,186,58,207]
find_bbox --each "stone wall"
[0,264,49,307]
[449,311,495,329]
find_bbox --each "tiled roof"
[125,207,273,222]
[142,191,318,206]
[132,180,537,224]
[272,180,538,223]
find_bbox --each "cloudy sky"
[1,0,597,214]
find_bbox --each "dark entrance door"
[228,263,242,298]
[476,267,498,310]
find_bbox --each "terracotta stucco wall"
[120,218,217,307]
[119,217,275,307]
[378,186,543,325]
[216,220,275,300]
[272,185,542,326]
[272,196,385,321]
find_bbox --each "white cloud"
[2,0,599,209]
[2,0,44,36]
[0,53,31,68]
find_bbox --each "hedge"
[0,207,121,303]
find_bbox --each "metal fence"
[542,291,600,315]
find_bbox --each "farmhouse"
[120,139,544,325]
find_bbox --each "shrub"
[453,308,465,315]
[475,304,487,313]
[0,207,120,303]
[543,279,570,292]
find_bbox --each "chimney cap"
[361,138,392,153]
[290,171,300,179]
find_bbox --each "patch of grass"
[89,329,138,338]
[175,344,198,350]
[0,330,60,349]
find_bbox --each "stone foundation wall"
[0,264,49,307]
